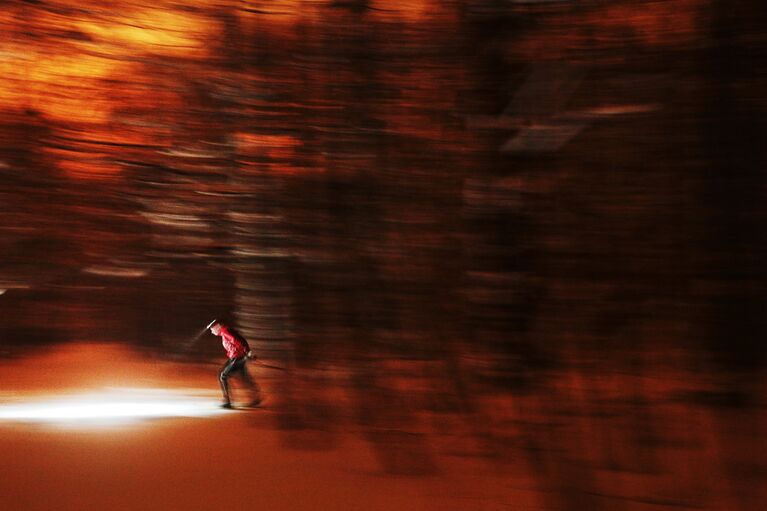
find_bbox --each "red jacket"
[218,326,250,358]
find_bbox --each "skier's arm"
[235,333,253,358]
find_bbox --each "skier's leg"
[219,358,237,406]
[238,359,262,405]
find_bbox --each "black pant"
[219,356,260,405]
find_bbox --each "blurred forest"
[0,1,766,509]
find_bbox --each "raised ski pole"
[182,319,218,353]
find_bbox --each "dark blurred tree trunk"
[703,4,767,508]
[702,0,767,373]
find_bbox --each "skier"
[208,320,262,409]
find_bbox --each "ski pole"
[252,359,287,371]
[182,319,217,352]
